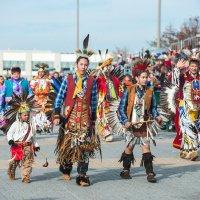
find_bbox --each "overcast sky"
[0,0,199,53]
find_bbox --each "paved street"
[0,132,200,200]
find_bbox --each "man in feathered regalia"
[30,64,55,133]
[171,56,200,161]
[95,52,123,142]
[53,35,100,187]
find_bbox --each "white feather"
[106,100,126,135]
[165,86,178,113]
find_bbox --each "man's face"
[136,72,148,86]
[76,58,89,75]
[123,76,132,87]
[11,72,20,80]
[20,113,29,122]
[189,62,198,75]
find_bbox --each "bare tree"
[148,25,178,48]
[149,16,200,48]
[113,47,130,63]
[178,16,200,39]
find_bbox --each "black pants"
[59,161,89,175]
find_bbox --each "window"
[61,62,74,73]
[3,61,25,70]
[61,62,74,68]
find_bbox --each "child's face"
[136,72,148,86]
[12,72,21,80]
[20,113,29,122]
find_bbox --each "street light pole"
[157,0,161,48]
[77,0,80,49]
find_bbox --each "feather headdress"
[2,93,38,132]
[98,49,113,68]
[132,58,150,77]
[75,34,94,58]
[35,63,49,72]
[89,49,119,78]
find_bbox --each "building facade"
[0,50,101,79]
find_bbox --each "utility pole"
[77,0,80,49]
[157,0,161,48]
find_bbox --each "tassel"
[140,158,144,167]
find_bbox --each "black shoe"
[120,170,132,179]
[147,173,157,183]
[76,175,90,187]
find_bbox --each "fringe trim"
[55,128,101,164]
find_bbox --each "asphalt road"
[0,132,199,200]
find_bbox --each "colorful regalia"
[118,84,159,148]
[116,59,160,183]
[30,64,55,133]
[4,93,40,183]
[94,53,123,141]
[117,59,160,147]
[170,59,200,160]
[54,35,100,186]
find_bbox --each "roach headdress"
[75,34,94,59]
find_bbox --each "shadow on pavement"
[155,163,200,181]
[90,166,145,184]
[30,162,200,185]
[31,171,60,182]
[90,163,200,184]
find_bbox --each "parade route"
[0,132,200,200]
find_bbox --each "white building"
[0,50,101,79]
